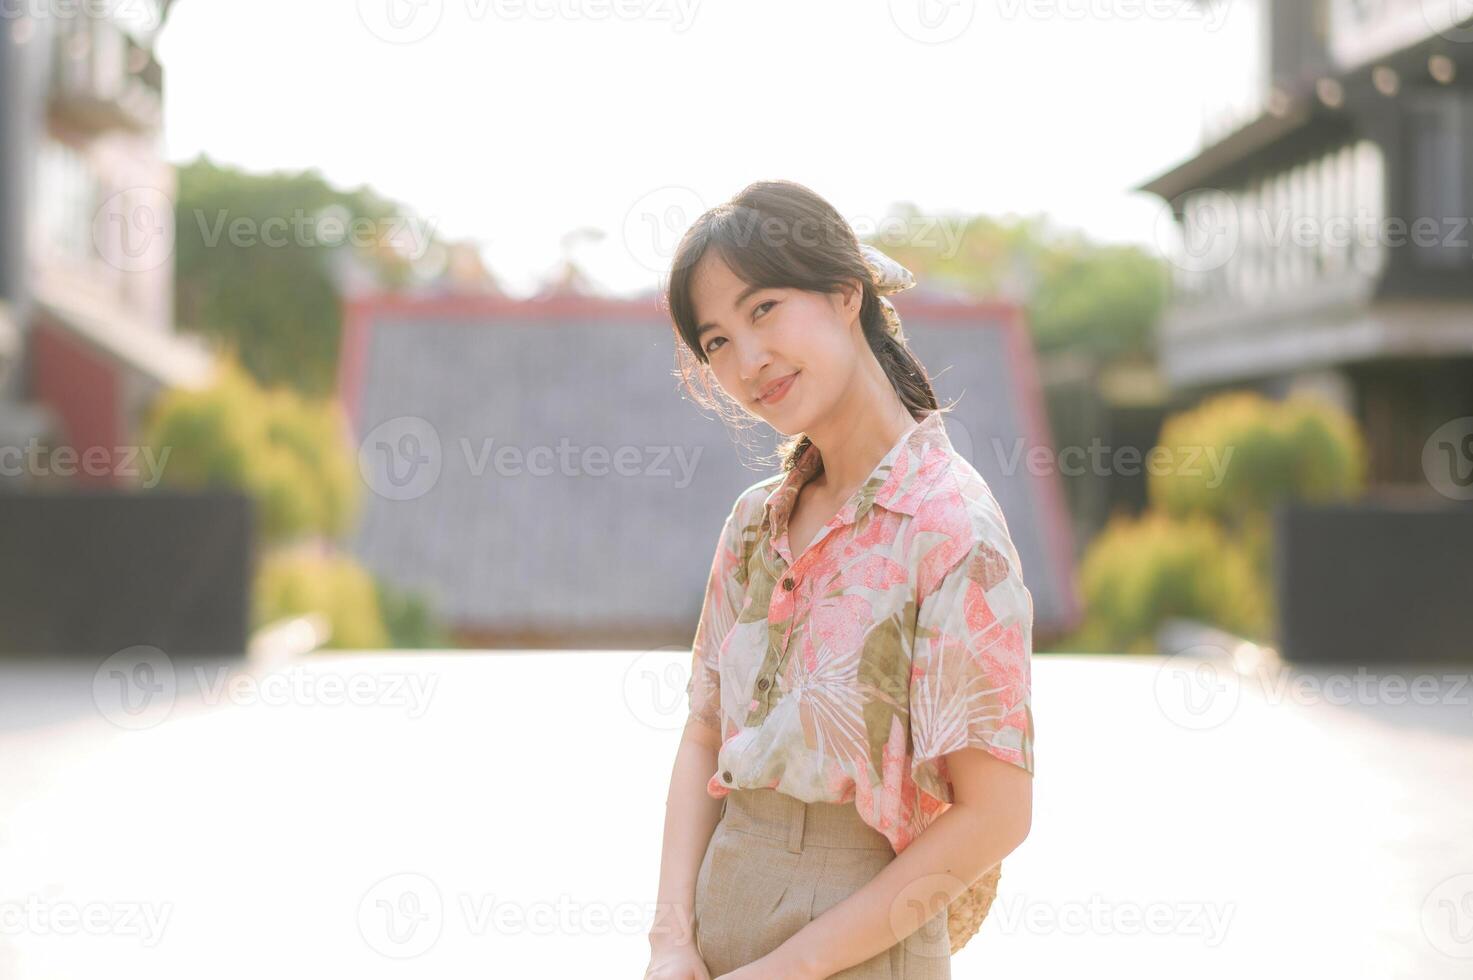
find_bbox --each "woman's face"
[688,250,863,435]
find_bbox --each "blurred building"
[337,293,1081,649]
[1139,0,1473,495]
[0,0,214,490]
[1039,349,1177,557]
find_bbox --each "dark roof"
[1136,16,1473,201]
[1135,101,1326,201]
[338,293,1079,646]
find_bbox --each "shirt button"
[721,771,732,783]
[757,677,770,691]
[782,577,795,591]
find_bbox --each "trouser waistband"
[720,788,895,854]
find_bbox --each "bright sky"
[155,0,1260,298]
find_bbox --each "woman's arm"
[759,750,1031,979]
[650,495,748,963]
[648,718,725,954]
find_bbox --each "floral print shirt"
[686,409,1035,857]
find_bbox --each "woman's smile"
[757,371,799,406]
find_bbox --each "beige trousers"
[693,787,951,979]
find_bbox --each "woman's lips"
[758,372,798,405]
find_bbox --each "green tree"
[865,205,1169,357]
[173,155,440,395]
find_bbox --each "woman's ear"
[835,277,864,318]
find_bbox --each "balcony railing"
[47,14,164,134]
[1164,139,1388,316]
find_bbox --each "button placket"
[765,560,808,707]
[750,521,823,722]
[754,562,798,716]
[745,578,786,727]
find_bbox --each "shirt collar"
[761,410,953,541]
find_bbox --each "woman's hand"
[643,943,712,980]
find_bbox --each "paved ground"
[1,649,1470,978]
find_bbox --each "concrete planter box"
[1273,501,1473,664]
[0,489,255,656]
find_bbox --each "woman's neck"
[803,384,919,499]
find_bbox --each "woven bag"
[944,862,1002,954]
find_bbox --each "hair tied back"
[858,243,917,342]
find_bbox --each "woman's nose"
[736,340,771,386]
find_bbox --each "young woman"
[645,181,1035,980]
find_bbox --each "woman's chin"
[759,405,816,438]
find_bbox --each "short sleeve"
[686,499,747,731]
[909,513,1035,804]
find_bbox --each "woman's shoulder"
[912,447,1024,592]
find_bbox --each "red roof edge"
[999,304,1083,634]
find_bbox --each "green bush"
[139,362,259,488]
[375,578,450,649]
[143,357,360,543]
[1069,510,1269,653]
[254,549,390,651]
[144,357,446,652]
[1069,390,1367,652]
[1149,390,1366,526]
[259,384,358,539]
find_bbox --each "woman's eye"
[753,300,776,319]
[704,336,726,356]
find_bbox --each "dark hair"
[664,179,941,474]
